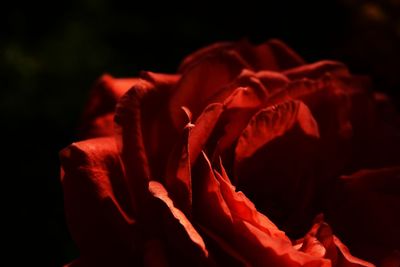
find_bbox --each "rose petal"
[268,75,362,183]
[193,152,330,266]
[234,100,321,236]
[81,113,115,138]
[237,39,306,71]
[148,181,210,265]
[178,42,235,73]
[114,77,178,204]
[189,103,224,165]
[283,60,350,80]
[60,138,138,266]
[255,70,290,93]
[79,74,139,138]
[214,160,288,241]
[114,79,156,212]
[164,122,194,214]
[326,167,400,264]
[203,69,268,107]
[235,100,319,162]
[140,71,181,88]
[333,236,375,267]
[169,50,250,129]
[208,80,269,165]
[299,216,375,267]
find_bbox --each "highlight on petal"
[148,181,210,263]
[204,78,269,165]
[333,236,375,267]
[79,74,139,138]
[164,122,193,214]
[192,152,330,266]
[235,100,319,163]
[255,70,290,93]
[169,50,249,129]
[60,137,139,266]
[297,215,375,267]
[189,103,224,165]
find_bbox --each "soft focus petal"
[60,138,138,266]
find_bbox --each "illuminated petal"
[193,152,330,266]
[169,50,249,129]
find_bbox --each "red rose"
[60,39,400,267]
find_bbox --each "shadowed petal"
[237,39,305,71]
[178,42,235,72]
[148,181,211,265]
[60,138,139,266]
[80,74,140,138]
[190,103,224,165]
[234,100,321,236]
[283,61,350,80]
[165,122,194,214]
[326,167,400,264]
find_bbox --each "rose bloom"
[60,39,400,267]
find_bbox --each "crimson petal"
[60,138,138,266]
[80,74,139,138]
[148,181,211,265]
[235,100,321,236]
[169,50,249,129]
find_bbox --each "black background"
[2,0,399,266]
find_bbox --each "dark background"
[2,0,399,266]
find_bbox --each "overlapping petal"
[60,138,138,266]
[60,39,394,267]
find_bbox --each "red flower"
[60,39,400,266]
